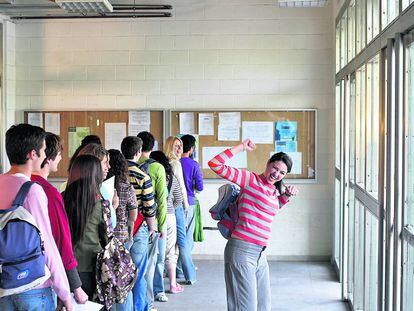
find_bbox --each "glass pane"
[367,0,373,43]
[403,40,414,311]
[403,242,414,310]
[402,0,413,10]
[335,179,342,266]
[405,42,414,227]
[372,0,380,39]
[366,55,380,199]
[341,11,348,68]
[347,187,356,303]
[365,211,379,310]
[348,0,356,61]
[336,23,341,72]
[350,77,356,183]
[356,66,366,188]
[336,83,342,169]
[381,0,398,28]
[356,0,366,54]
[354,200,365,310]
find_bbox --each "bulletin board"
[24,110,164,178]
[170,110,316,180]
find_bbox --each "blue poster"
[275,121,298,152]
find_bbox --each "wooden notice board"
[24,110,164,178]
[170,110,316,180]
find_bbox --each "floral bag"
[95,199,137,310]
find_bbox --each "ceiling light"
[55,0,113,13]
[278,0,327,7]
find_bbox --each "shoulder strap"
[12,181,35,208]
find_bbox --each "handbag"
[193,198,204,242]
[95,199,137,310]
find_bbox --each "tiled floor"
[154,260,349,311]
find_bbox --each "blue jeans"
[113,242,134,311]
[131,225,149,311]
[186,205,196,251]
[153,233,167,295]
[145,232,159,310]
[175,206,196,283]
[0,287,54,311]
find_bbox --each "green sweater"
[74,200,108,272]
[138,156,167,232]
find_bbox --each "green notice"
[68,127,90,157]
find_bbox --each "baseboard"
[192,254,331,261]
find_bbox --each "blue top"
[180,157,204,206]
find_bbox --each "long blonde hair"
[164,136,182,161]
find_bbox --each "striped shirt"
[167,175,183,214]
[208,149,289,247]
[127,160,157,221]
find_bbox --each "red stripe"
[238,216,271,232]
[237,225,269,239]
[238,206,272,223]
[232,231,267,246]
[243,188,277,207]
[239,197,277,216]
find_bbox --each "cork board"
[170,110,316,180]
[24,110,164,178]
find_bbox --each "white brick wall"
[4,0,335,258]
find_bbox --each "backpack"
[209,184,240,239]
[0,181,50,297]
[138,158,156,175]
[96,199,137,310]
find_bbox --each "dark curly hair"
[106,149,129,192]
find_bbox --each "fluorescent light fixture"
[55,0,113,13]
[278,0,327,7]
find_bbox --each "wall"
[8,0,334,259]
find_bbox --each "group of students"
[0,122,298,311]
[0,123,203,311]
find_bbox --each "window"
[381,0,398,28]
[356,0,367,55]
[356,66,366,188]
[336,23,341,72]
[348,1,356,61]
[336,83,342,169]
[341,11,348,68]
[365,211,379,310]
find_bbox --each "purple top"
[180,157,204,206]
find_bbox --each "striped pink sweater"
[208,149,289,247]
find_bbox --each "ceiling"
[0,0,173,20]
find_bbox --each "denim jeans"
[175,206,196,283]
[186,205,196,251]
[0,287,54,311]
[131,225,149,311]
[153,233,167,295]
[145,231,159,310]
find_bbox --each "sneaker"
[155,292,168,302]
[169,283,184,294]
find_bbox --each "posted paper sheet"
[44,113,60,135]
[198,113,214,136]
[179,112,195,134]
[105,122,126,150]
[128,111,150,135]
[28,112,43,128]
[218,112,241,141]
[242,121,274,144]
[202,146,247,169]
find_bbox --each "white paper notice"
[44,113,60,135]
[269,151,302,175]
[198,113,214,136]
[105,122,126,150]
[179,112,195,134]
[128,111,150,135]
[72,296,103,311]
[218,112,241,141]
[219,112,241,127]
[202,147,247,169]
[218,124,240,141]
[101,176,115,208]
[242,121,274,144]
[27,112,43,128]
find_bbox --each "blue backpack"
[0,181,50,297]
[209,184,240,239]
